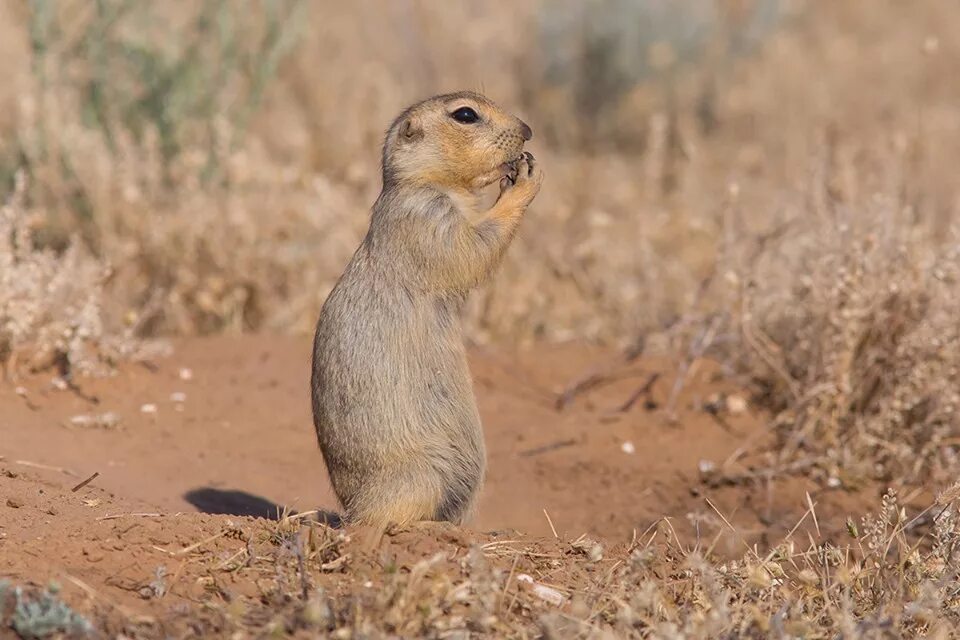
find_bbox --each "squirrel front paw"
[499,151,543,207]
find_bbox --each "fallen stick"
[610,372,661,414]
[555,340,645,411]
[518,439,577,458]
[96,512,162,521]
[13,459,79,478]
[71,471,100,492]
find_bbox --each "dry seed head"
[936,480,960,506]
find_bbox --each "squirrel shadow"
[184,487,342,528]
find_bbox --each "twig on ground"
[173,530,229,556]
[665,315,722,422]
[609,372,661,414]
[282,510,317,522]
[13,459,80,478]
[71,471,100,492]
[97,512,163,521]
[500,553,521,613]
[518,439,577,457]
[543,509,559,539]
[704,403,741,435]
[555,339,646,410]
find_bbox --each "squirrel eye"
[450,106,480,124]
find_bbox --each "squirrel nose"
[519,120,533,141]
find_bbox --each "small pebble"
[170,392,187,403]
[726,394,748,415]
[516,574,566,606]
[70,412,121,429]
[179,368,194,381]
[140,404,158,414]
[7,497,24,508]
[621,441,636,455]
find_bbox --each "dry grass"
[46,485,957,638]
[735,205,960,488]
[2,1,954,345]
[3,0,960,636]
[1,0,953,348]
[0,174,157,378]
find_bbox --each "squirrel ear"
[399,116,423,142]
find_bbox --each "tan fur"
[311,92,543,530]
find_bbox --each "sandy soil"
[0,337,884,636]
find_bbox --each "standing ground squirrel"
[311,91,543,529]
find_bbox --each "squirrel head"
[381,91,532,194]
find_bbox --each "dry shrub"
[668,0,960,488]
[0,176,149,378]
[736,201,960,487]
[585,486,960,637]
[78,142,368,335]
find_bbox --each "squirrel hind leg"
[433,478,480,525]
[351,477,442,529]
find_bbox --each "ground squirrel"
[311,91,543,529]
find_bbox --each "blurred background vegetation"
[2,3,960,479]
[1,0,806,341]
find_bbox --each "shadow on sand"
[184,487,342,527]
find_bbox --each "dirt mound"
[0,467,635,637]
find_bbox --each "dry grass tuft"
[0,174,155,378]
[735,209,960,488]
